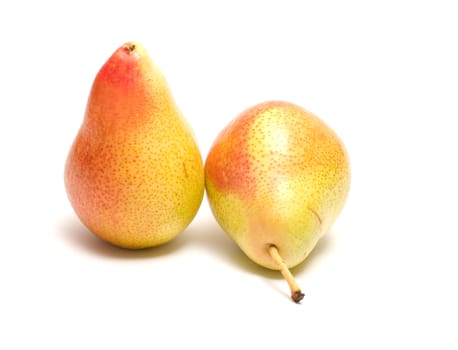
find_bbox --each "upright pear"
[65,42,204,249]
[205,101,350,302]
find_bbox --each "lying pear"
[65,42,204,249]
[205,101,350,302]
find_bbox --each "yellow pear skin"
[205,101,350,302]
[65,42,204,249]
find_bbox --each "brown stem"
[124,43,136,52]
[268,245,304,303]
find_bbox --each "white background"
[1,0,457,349]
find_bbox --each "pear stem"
[268,245,304,303]
[124,43,136,53]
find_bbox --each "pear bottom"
[205,185,324,269]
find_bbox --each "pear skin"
[65,42,204,249]
[205,101,350,302]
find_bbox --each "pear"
[205,101,350,302]
[65,42,204,249]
